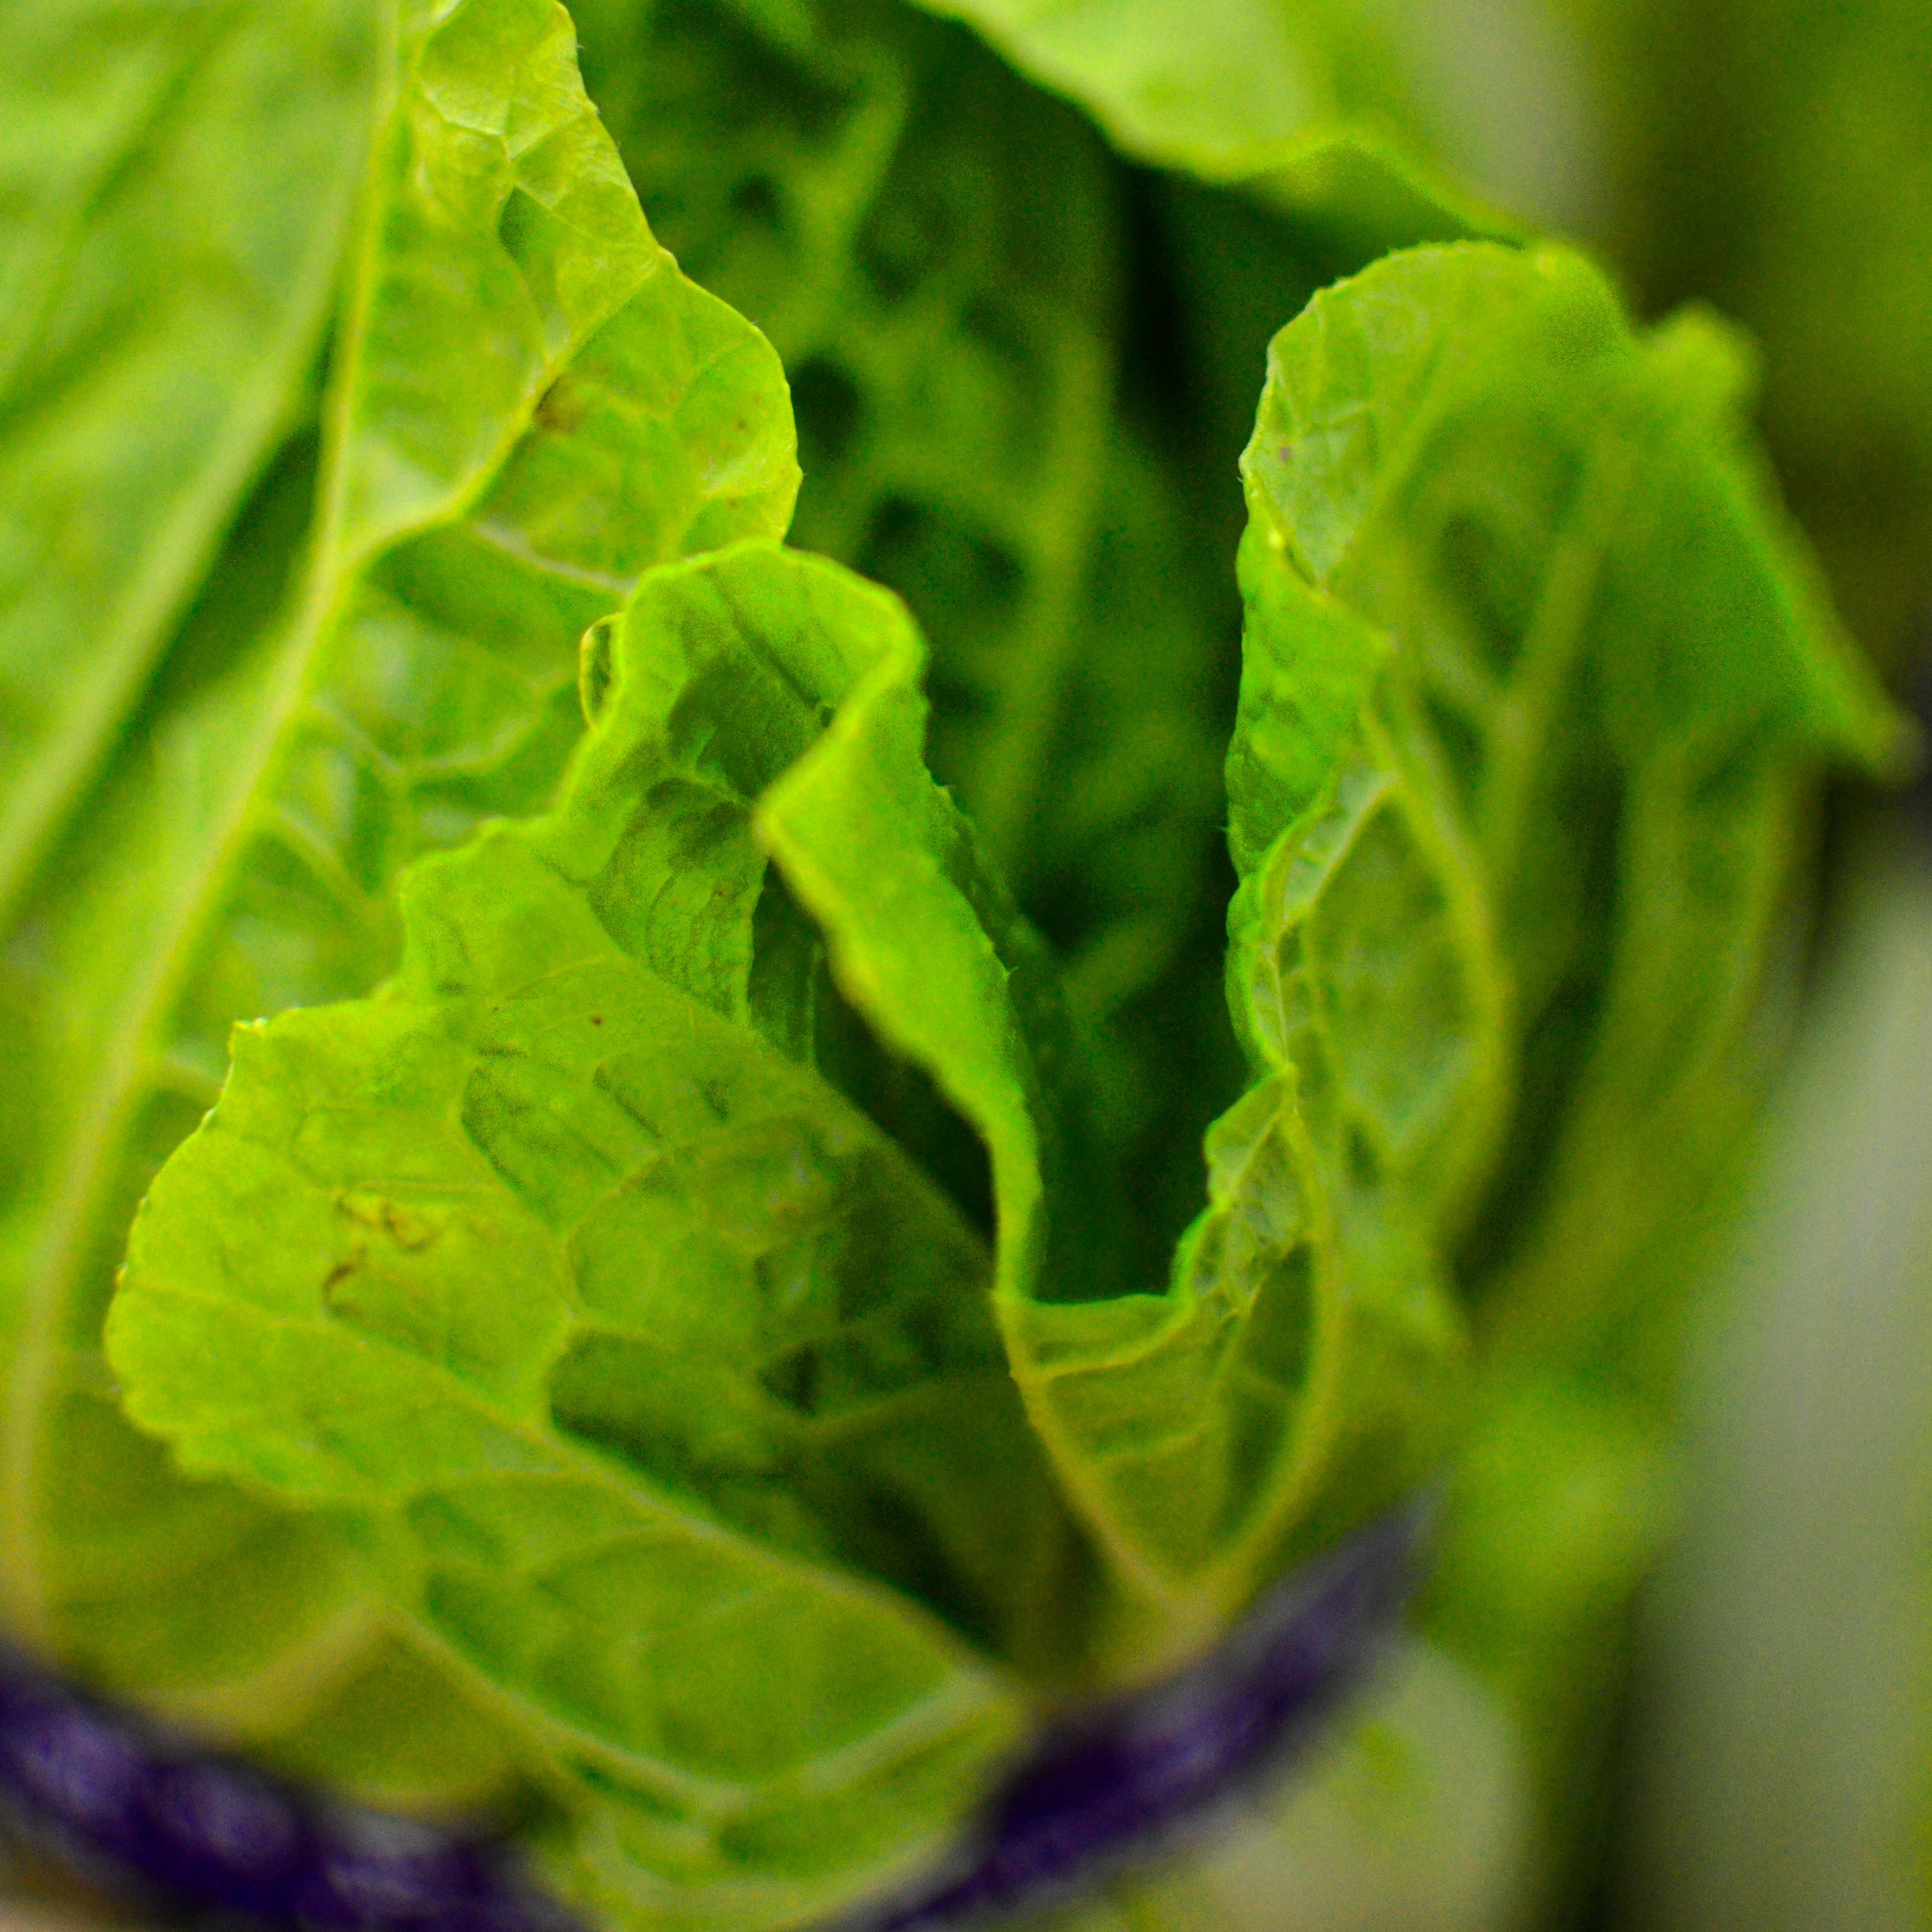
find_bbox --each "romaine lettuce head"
[0,2,1910,1929]
[112,258,1899,1932]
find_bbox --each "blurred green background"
[1354,2,1932,1920]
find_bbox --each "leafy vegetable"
[0,5,1913,1931]
[0,0,793,1808]
[0,1,378,922]
[108,542,1048,1929]
[96,212,1898,1925]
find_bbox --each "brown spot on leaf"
[382,1202,439,1251]
[534,377,586,434]
[321,1252,362,1312]
[335,1188,440,1251]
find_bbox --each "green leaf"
[883,0,1541,240]
[744,488,1460,1671]
[581,0,1129,887]
[1233,237,1909,1359]
[0,0,380,922]
[577,0,1245,1266]
[1,0,795,1808]
[109,540,1076,1928]
[1205,235,1912,1932]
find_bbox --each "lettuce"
[1,0,794,1804]
[0,1,376,920]
[0,4,1910,1930]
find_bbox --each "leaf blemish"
[534,376,585,434]
[320,1254,361,1312]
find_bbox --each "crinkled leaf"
[1,0,794,1809]
[577,0,1243,1263]
[0,0,379,920]
[747,504,1455,1670]
[1189,237,1910,1931]
[1233,239,1908,1359]
[110,540,1077,1928]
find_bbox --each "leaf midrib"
[0,0,409,1644]
[0,0,368,928]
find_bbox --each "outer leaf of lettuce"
[0,0,381,920]
[0,0,794,1809]
[108,540,1070,1930]
[1237,243,1904,1357]
[1235,236,1910,1914]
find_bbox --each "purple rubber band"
[0,1499,1424,1930]
[0,1655,574,1932]
[838,1496,1429,1931]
